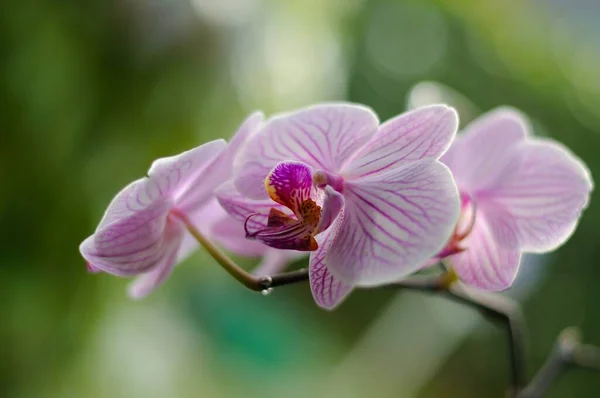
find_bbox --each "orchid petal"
[86,262,102,273]
[215,180,289,231]
[309,218,353,310]
[80,178,173,276]
[147,139,227,203]
[479,139,592,253]
[234,103,379,199]
[252,249,304,277]
[128,221,185,299]
[441,107,528,193]
[175,197,228,261]
[211,217,268,257]
[177,115,263,211]
[343,105,458,178]
[327,158,460,286]
[448,214,522,291]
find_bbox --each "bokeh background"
[2,0,600,397]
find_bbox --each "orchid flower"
[217,103,461,309]
[437,108,592,290]
[80,113,297,298]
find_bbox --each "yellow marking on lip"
[264,171,281,204]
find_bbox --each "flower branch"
[519,328,600,398]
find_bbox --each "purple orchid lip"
[243,162,323,251]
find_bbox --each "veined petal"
[441,107,528,193]
[211,216,269,257]
[265,161,313,217]
[80,178,174,276]
[327,158,460,286]
[448,213,522,291]
[343,105,458,178]
[252,249,305,277]
[177,115,263,211]
[147,139,227,204]
[127,219,185,299]
[215,180,288,231]
[479,139,592,253]
[309,218,354,310]
[234,103,379,199]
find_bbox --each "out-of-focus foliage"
[1,0,599,397]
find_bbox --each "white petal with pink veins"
[177,115,263,212]
[344,105,458,178]
[234,103,379,199]
[327,158,460,286]
[479,139,592,253]
[309,216,353,310]
[441,107,528,193]
[448,212,522,291]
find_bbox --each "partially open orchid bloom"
[80,113,298,298]
[438,108,593,290]
[218,103,461,309]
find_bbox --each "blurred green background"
[2,0,600,396]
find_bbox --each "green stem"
[171,209,264,291]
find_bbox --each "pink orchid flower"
[438,107,592,290]
[80,113,297,298]
[217,103,461,309]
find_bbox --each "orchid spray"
[80,101,598,396]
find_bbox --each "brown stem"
[389,275,527,395]
[518,328,600,398]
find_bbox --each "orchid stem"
[518,328,600,398]
[391,274,527,395]
[447,283,527,396]
[173,210,263,291]
[173,209,310,291]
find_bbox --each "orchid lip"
[243,212,319,251]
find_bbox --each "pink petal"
[80,179,173,276]
[252,249,304,277]
[343,105,458,178]
[174,197,229,261]
[147,139,227,204]
[177,114,263,212]
[326,159,460,286]
[234,103,379,199]
[81,140,226,277]
[86,262,102,273]
[215,180,288,231]
[211,216,268,257]
[448,213,522,291]
[180,196,270,258]
[441,107,528,193]
[479,139,592,253]
[309,218,354,310]
[128,220,185,299]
